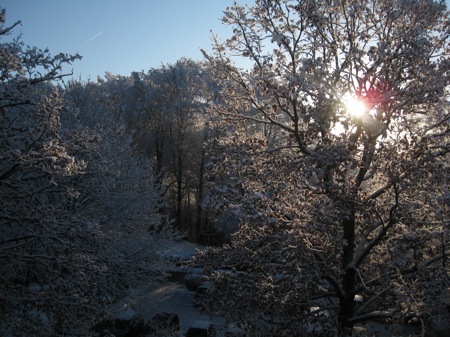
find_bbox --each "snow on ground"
[114,279,226,336]
[158,240,205,260]
[134,283,225,335]
[106,240,227,336]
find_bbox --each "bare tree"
[196,0,450,335]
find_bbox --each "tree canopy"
[0,11,175,336]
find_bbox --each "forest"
[1,0,449,336]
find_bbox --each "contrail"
[83,32,103,45]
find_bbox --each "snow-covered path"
[105,241,226,336]
[133,281,221,335]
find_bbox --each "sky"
[1,0,252,80]
[2,0,450,81]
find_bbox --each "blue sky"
[2,0,449,81]
[1,0,251,80]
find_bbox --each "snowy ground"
[157,240,205,259]
[104,240,228,336]
[131,282,225,336]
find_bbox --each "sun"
[332,94,371,135]
[343,94,368,118]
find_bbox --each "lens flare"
[343,95,367,118]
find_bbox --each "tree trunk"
[339,207,357,335]
[155,140,164,176]
[196,124,209,240]
[176,156,183,230]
